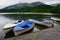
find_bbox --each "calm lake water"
[0,13,60,40]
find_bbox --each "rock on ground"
[4,22,60,40]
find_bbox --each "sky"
[0,0,60,9]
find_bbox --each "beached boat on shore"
[3,20,24,34]
[28,19,54,27]
[13,21,35,36]
[51,17,60,22]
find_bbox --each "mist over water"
[0,13,59,40]
[0,15,16,40]
[0,13,45,40]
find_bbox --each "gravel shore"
[4,22,60,40]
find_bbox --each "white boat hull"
[28,19,52,27]
[13,24,35,36]
[51,17,60,22]
[3,20,24,33]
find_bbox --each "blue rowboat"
[28,18,54,27]
[13,21,35,36]
[39,19,54,24]
[3,20,24,34]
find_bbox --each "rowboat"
[3,20,24,34]
[51,17,60,22]
[28,19,54,27]
[13,21,35,36]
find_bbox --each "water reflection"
[0,14,47,39]
[0,14,60,39]
[0,15,14,40]
[4,14,49,20]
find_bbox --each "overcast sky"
[0,0,60,9]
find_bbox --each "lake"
[0,13,60,40]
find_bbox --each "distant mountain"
[30,2,45,6]
[3,2,46,9]
[50,3,60,6]
[0,2,53,12]
[51,4,60,13]
[4,3,29,9]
